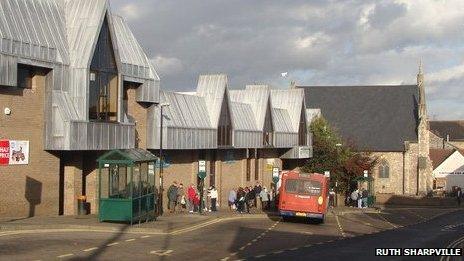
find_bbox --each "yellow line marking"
[334,213,346,238]
[125,238,135,242]
[57,253,73,258]
[247,242,252,246]
[106,242,119,246]
[239,246,245,250]
[83,247,98,252]
[255,254,266,258]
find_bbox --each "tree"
[303,117,377,194]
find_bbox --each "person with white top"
[210,186,218,211]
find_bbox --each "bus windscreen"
[285,179,322,196]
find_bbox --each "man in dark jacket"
[167,181,178,213]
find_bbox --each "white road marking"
[220,258,230,261]
[106,242,119,246]
[239,246,245,250]
[150,250,174,256]
[141,235,150,238]
[57,253,73,258]
[125,238,135,242]
[83,247,98,252]
[247,242,252,246]
[289,247,299,251]
[273,250,284,254]
[255,254,267,258]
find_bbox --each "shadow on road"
[70,224,130,261]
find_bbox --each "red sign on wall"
[0,140,10,165]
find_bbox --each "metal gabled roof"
[270,89,305,132]
[65,0,108,69]
[196,74,229,127]
[229,85,271,130]
[0,0,69,63]
[230,102,259,131]
[272,108,293,133]
[161,91,213,129]
[112,14,158,81]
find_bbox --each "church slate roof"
[299,85,419,152]
[430,121,464,141]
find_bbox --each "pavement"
[0,206,461,260]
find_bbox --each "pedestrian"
[203,187,209,212]
[245,187,254,214]
[357,188,363,209]
[236,187,246,213]
[193,191,200,212]
[177,183,186,212]
[210,186,218,211]
[228,189,237,211]
[350,189,358,208]
[260,187,269,211]
[167,181,178,213]
[362,188,369,208]
[329,188,335,207]
[254,182,262,210]
[187,183,196,213]
[457,187,462,206]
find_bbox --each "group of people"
[228,183,274,214]
[348,187,369,208]
[167,181,219,213]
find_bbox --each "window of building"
[263,105,273,146]
[89,16,118,122]
[378,160,390,178]
[218,97,232,146]
[298,106,307,146]
[17,64,33,89]
[246,157,251,182]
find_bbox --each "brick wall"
[0,71,60,217]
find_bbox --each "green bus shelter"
[353,175,376,207]
[97,148,157,224]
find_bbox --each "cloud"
[110,0,464,119]
[150,56,184,77]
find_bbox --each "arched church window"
[379,160,390,179]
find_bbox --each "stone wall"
[371,152,404,195]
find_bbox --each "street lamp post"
[158,102,170,215]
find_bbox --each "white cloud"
[151,56,184,76]
[294,32,331,49]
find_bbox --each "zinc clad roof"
[270,89,305,132]
[300,85,419,151]
[196,74,228,127]
[161,91,212,129]
[229,85,270,129]
[0,0,68,63]
[65,0,107,68]
[272,108,293,133]
[230,102,259,131]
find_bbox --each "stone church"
[299,64,433,196]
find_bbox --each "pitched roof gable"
[299,85,419,151]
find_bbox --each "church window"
[379,160,390,178]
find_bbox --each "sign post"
[272,167,279,184]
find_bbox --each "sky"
[110,0,464,120]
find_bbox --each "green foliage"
[303,117,377,193]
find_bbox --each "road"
[0,208,461,260]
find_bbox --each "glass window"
[246,158,251,181]
[284,179,322,196]
[379,160,390,178]
[133,164,141,197]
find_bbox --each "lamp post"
[158,102,170,215]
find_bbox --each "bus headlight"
[318,196,323,205]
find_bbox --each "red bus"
[278,171,329,223]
